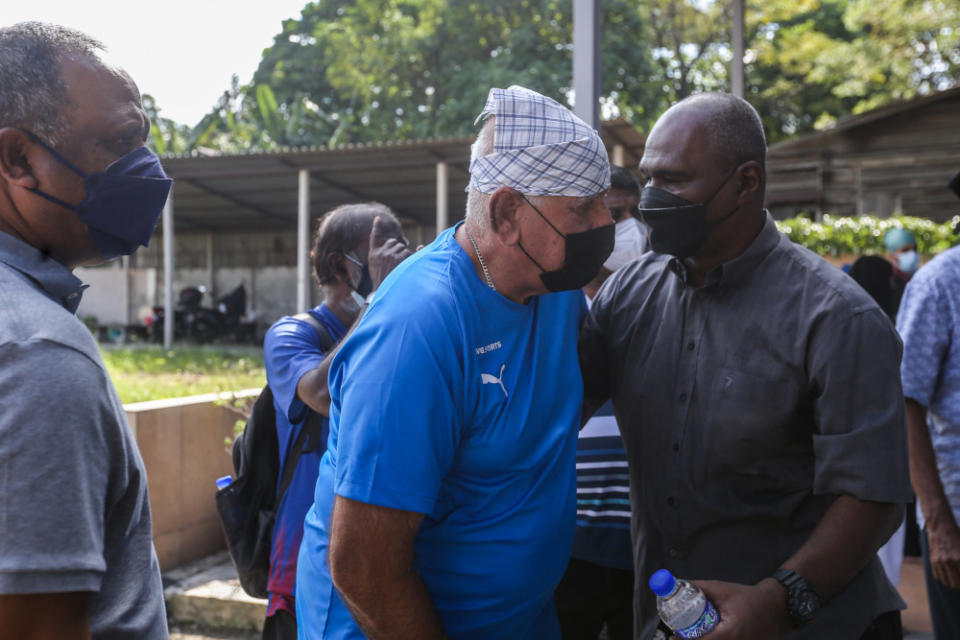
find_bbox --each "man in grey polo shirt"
[579,93,910,639]
[0,23,169,638]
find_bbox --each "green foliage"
[151,0,960,150]
[776,214,960,257]
[196,0,659,148]
[100,345,266,404]
[748,0,960,140]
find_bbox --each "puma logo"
[481,364,508,398]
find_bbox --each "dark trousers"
[263,609,297,640]
[555,557,634,640]
[858,610,903,640]
[921,528,960,639]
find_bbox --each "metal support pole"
[612,144,626,167]
[573,0,602,130]
[122,255,131,326]
[297,169,311,312]
[162,189,174,349]
[732,0,745,98]
[205,232,215,299]
[436,161,449,236]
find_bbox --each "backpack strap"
[293,311,337,354]
[275,310,338,502]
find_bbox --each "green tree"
[237,0,658,147]
[184,0,960,150]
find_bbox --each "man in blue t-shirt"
[262,203,410,639]
[295,85,614,639]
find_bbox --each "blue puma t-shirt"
[296,224,586,639]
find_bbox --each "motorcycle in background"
[147,283,253,344]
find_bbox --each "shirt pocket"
[700,366,810,494]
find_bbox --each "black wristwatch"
[772,568,822,627]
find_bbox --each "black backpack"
[215,312,336,598]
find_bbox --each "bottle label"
[674,600,720,639]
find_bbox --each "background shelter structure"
[77,120,646,347]
[765,86,960,221]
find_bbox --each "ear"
[735,161,763,205]
[488,187,524,246]
[0,128,39,189]
[327,253,352,286]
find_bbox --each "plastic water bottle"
[215,475,233,490]
[649,569,720,638]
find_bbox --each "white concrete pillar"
[122,255,131,326]
[297,169,311,311]
[612,144,626,167]
[162,189,175,348]
[436,161,449,236]
[205,232,215,298]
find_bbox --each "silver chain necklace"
[464,228,496,291]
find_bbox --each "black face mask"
[516,195,615,292]
[345,253,374,298]
[639,169,739,259]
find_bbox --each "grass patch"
[100,345,266,404]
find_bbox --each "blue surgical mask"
[898,250,919,274]
[20,129,172,260]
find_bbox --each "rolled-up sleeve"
[809,306,912,503]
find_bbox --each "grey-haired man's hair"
[679,92,767,172]
[0,22,105,147]
[465,118,495,229]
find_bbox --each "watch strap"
[773,569,821,628]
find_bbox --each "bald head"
[665,92,767,173]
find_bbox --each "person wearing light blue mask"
[0,22,169,639]
[884,227,920,278]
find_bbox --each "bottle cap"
[215,475,233,490]
[649,569,677,596]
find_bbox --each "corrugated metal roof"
[158,120,645,233]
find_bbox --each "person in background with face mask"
[579,92,911,640]
[260,203,410,639]
[885,228,920,281]
[554,164,645,640]
[847,227,920,591]
[295,85,613,640]
[0,22,170,639]
[848,227,919,324]
[581,166,646,300]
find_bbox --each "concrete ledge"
[126,390,263,570]
[125,388,261,412]
[165,552,267,632]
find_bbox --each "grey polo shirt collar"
[0,230,87,314]
[667,211,780,289]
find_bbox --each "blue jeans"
[921,527,960,639]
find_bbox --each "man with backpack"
[261,203,410,639]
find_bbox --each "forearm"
[906,398,958,532]
[780,495,902,599]
[337,570,447,640]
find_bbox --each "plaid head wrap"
[468,85,611,197]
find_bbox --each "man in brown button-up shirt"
[579,93,911,640]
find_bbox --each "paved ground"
[169,622,258,640]
[166,553,937,640]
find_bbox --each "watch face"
[793,590,821,622]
